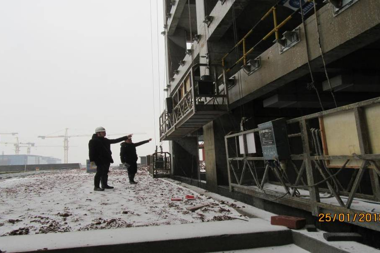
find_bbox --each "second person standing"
[120,136,152,184]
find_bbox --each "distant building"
[140,156,148,166]
[0,154,61,165]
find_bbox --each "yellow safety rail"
[222,1,311,73]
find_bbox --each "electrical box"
[258,118,291,160]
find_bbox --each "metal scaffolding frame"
[160,64,229,141]
[149,151,172,179]
[225,97,380,231]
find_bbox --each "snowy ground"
[0,167,247,237]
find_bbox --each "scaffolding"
[225,97,380,231]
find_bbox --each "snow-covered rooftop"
[0,167,248,236]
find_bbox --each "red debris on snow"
[271,215,306,229]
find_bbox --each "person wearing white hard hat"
[89,127,131,191]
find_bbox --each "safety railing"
[221,1,311,73]
[159,110,173,138]
[149,151,171,178]
[173,88,194,124]
[225,96,380,231]
[159,90,193,138]
[160,64,229,140]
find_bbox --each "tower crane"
[38,128,89,163]
[38,128,145,163]
[0,137,34,155]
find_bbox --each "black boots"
[94,176,103,191]
[102,175,114,189]
[128,173,137,184]
[95,174,114,190]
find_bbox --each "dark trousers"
[94,163,110,188]
[128,162,137,182]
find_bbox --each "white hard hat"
[95,126,106,133]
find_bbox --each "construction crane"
[38,128,145,163]
[0,137,34,155]
[38,128,89,163]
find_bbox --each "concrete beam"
[167,0,187,36]
[206,0,252,42]
[322,73,380,92]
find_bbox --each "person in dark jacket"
[89,126,131,191]
[120,136,152,184]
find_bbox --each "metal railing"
[221,1,308,73]
[160,64,229,139]
[225,96,380,231]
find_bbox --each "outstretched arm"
[109,134,132,144]
[134,138,152,147]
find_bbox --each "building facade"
[0,154,61,165]
[160,0,380,237]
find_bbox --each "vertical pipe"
[300,119,320,215]
[225,135,233,192]
[222,68,230,110]
[190,70,197,113]
[243,39,247,65]
[273,8,279,41]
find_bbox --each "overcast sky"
[0,0,167,164]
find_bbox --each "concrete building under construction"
[159,0,380,246]
[0,154,61,166]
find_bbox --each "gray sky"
[0,0,166,164]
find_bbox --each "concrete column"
[172,137,199,179]
[195,0,209,76]
[196,0,205,33]
[203,121,218,192]
[203,114,238,192]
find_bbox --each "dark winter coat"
[89,134,129,165]
[120,140,150,164]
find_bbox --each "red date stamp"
[318,213,380,223]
